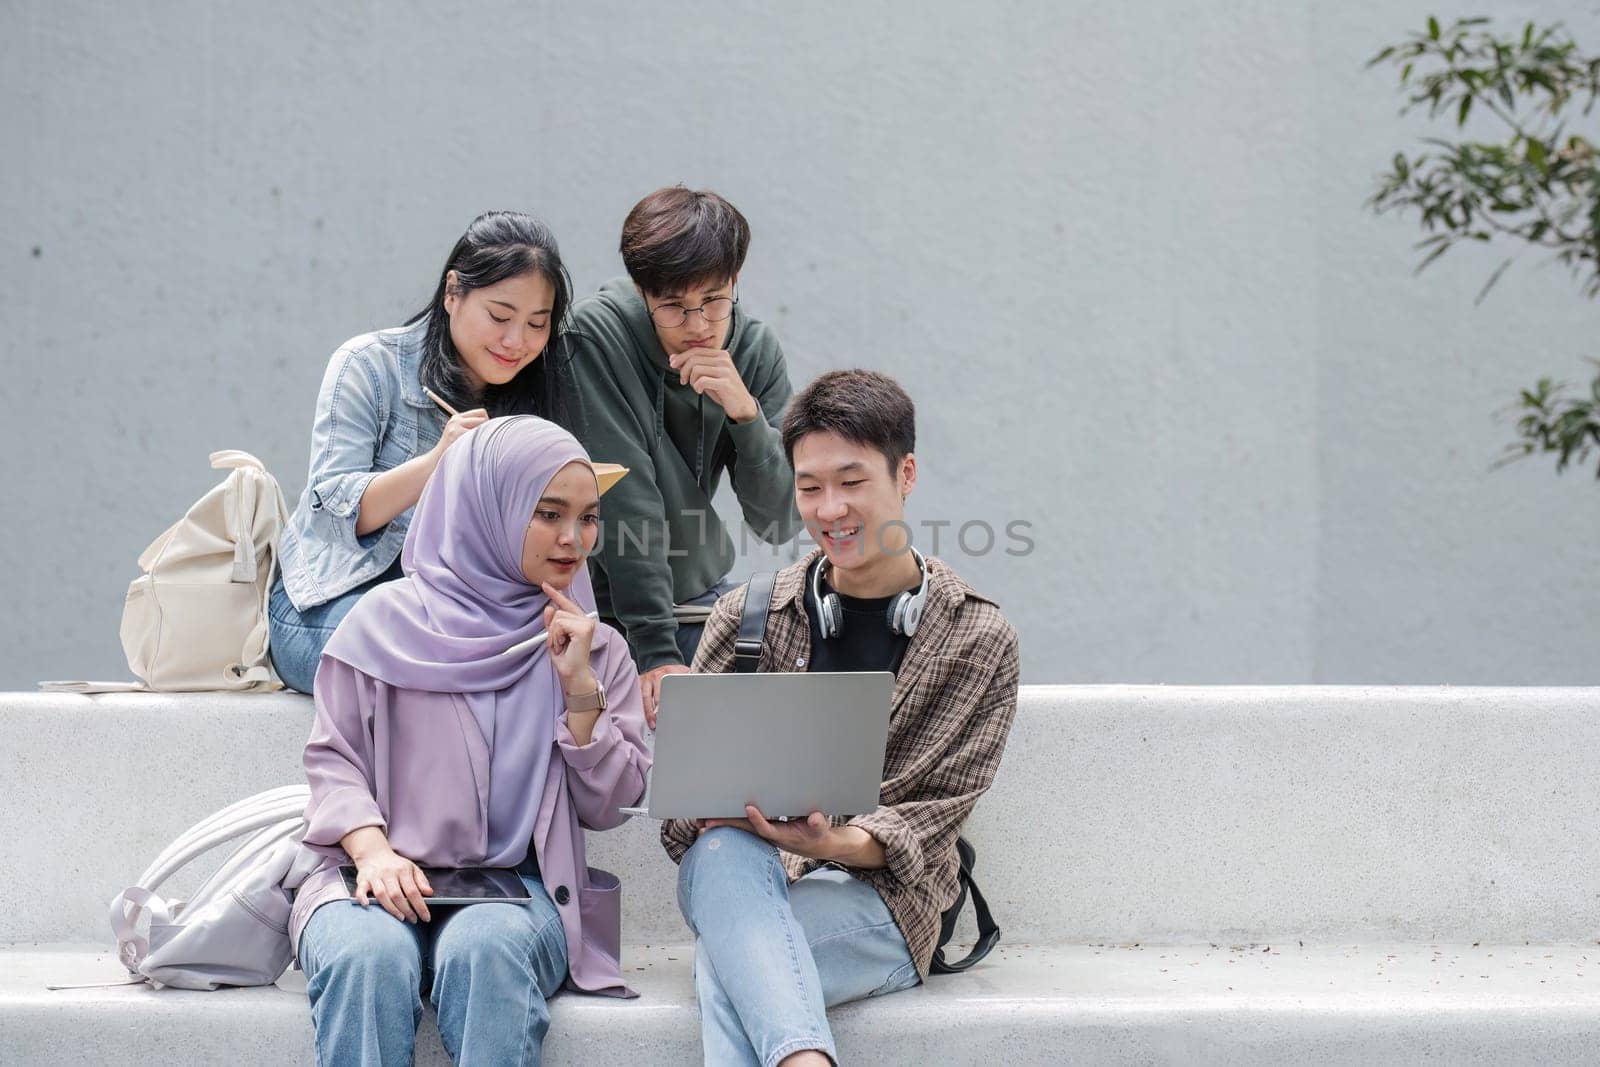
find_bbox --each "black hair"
[619,186,750,297]
[406,211,578,425]
[782,370,917,474]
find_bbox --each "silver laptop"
[621,671,894,820]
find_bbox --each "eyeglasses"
[648,295,736,329]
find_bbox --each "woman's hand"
[355,407,489,535]
[542,581,598,697]
[430,407,490,463]
[342,827,433,922]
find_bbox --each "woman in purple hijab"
[291,415,651,1066]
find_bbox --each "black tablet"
[339,865,531,905]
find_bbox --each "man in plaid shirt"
[661,370,1021,1066]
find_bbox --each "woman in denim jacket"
[271,211,578,693]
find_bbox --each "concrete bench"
[6,686,1600,1064]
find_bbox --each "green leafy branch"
[1498,367,1600,474]
[1368,17,1600,477]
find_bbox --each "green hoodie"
[563,277,801,671]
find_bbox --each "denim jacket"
[278,319,446,611]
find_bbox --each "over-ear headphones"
[810,547,930,640]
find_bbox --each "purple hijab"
[323,416,600,855]
[323,415,597,691]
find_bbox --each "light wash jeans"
[268,559,403,694]
[677,827,920,1066]
[297,874,568,1067]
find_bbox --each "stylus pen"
[423,387,460,418]
[500,611,600,657]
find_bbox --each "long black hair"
[407,211,578,425]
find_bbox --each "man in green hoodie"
[564,186,801,721]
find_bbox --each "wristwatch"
[565,682,607,714]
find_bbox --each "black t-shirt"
[804,558,912,676]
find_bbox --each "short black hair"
[619,186,750,297]
[782,370,916,474]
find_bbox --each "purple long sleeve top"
[290,625,652,997]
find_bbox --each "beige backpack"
[44,451,290,693]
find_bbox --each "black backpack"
[735,572,1001,974]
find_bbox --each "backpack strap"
[227,524,280,688]
[209,449,267,472]
[734,572,777,673]
[224,458,288,688]
[134,786,309,891]
[929,836,1002,974]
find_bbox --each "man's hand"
[639,663,690,729]
[700,805,873,863]
[668,347,760,423]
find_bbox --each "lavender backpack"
[104,786,318,990]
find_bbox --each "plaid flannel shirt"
[661,549,1020,977]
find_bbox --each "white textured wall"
[3,0,1597,688]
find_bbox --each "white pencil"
[501,611,600,657]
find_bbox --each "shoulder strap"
[209,449,266,472]
[734,572,777,673]
[929,836,1002,974]
[135,786,309,892]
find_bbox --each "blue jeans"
[268,559,403,694]
[677,827,920,1066]
[298,875,568,1067]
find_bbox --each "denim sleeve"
[303,347,387,549]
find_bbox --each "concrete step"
[8,942,1600,1065]
[6,686,1600,946]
